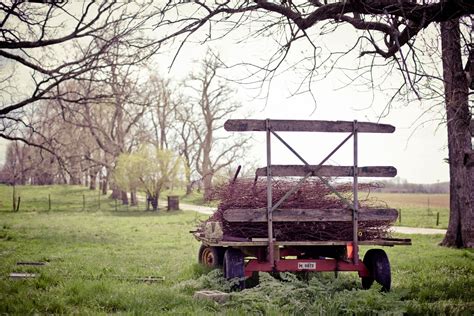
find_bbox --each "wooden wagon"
[193,119,411,291]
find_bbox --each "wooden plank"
[223,208,398,223]
[202,239,410,247]
[465,150,474,168]
[256,165,397,177]
[224,119,395,133]
[10,273,37,279]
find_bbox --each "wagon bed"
[194,119,411,291]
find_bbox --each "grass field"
[0,185,472,314]
[365,192,449,229]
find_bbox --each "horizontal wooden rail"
[223,208,398,223]
[256,165,397,177]
[224,119,395,133]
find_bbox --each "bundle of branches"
[200,178,393,241]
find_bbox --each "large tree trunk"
[121,191,129,205]
[101,177,108,195]
[130,190,137,206]
[89,169,98,190]
[440,19,474,248]
[111,185,121,199]
[150,194,159,211]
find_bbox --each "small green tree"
[114,147,184,211]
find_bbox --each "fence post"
[48,194,51,211]
[399,209,402,224]
[436,212,440,226]
[12,186,16,212]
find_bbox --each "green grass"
[0,185,472,314]
[0,184,148,213]
[365,192,450,229]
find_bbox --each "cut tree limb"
[223,208,398,223]
[256,165,397,177]
[465,150,474,168]
[224,119,395,133]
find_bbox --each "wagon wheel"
[362,249,391,292]
[223,248,245,290]
[198,245,224,268]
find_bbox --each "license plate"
[297,262,317,270]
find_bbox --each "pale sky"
[150,21,451,184]
[0,3,457,184]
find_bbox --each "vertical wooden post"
[48,194,51,211]
[352,121,359,265]
[266,119,274,267]
[115,199,118,212]
[12,185,16,212]
[399,209,402,223]
[436,212,440,226]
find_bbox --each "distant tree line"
[374,179,450,194]
[0,51,249,206]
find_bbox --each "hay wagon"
[192,119,411,291]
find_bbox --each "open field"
[365,192,450,229]
[1,185,450,229]
[0,186,472,314]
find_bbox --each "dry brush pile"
[198,178,394,241]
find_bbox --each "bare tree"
[0,1,158,114]
[175,101,201,195]
[148,75,179,150]
[188,53,250,198]
[154,1,474,248]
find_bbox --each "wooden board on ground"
[10,273,37,279]
[194,290,230,304]
[256,165,397,177]
[224,119,395,133]
[223,208,398,223]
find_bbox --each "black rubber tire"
[362,249,391,292]
[198,245,222,269]
[223,248,245,290]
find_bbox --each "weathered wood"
[10,273,37,279]
[194,290,230,304]
[471,120,474,137]
[465,150,474,168]
[223,208,398,223]
[16,262,47,266]
[256,165,397,177]
[199,238,411,247]
[224,119,395,133]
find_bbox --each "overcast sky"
[150,20,451,184]
[0,3,456,184]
